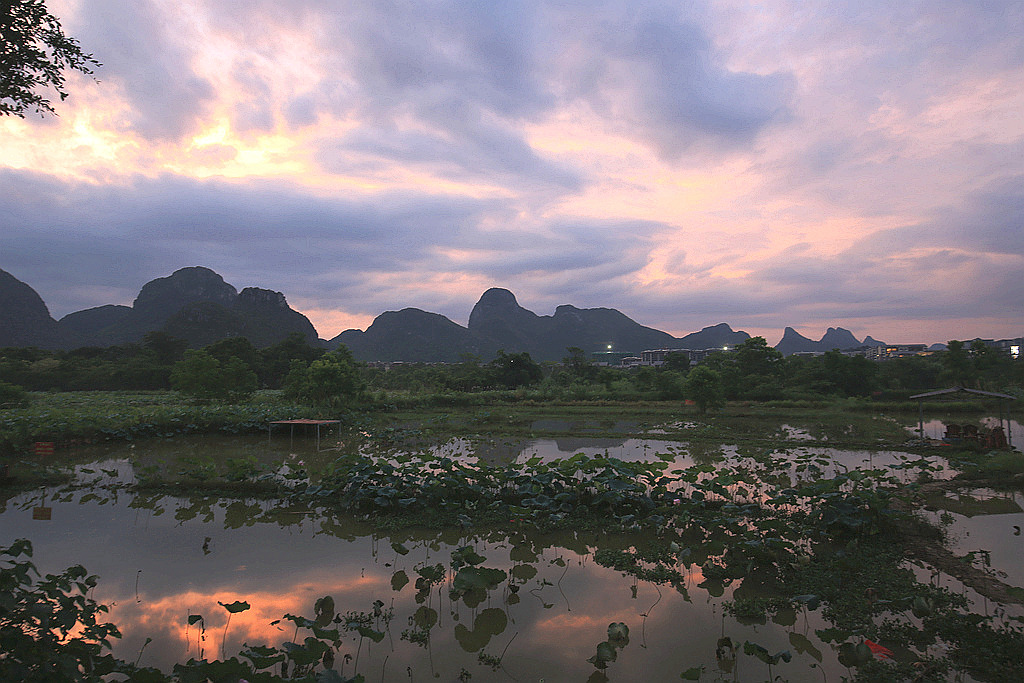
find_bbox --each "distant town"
[619,337,1023,369]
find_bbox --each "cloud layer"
[2,0,1022,344]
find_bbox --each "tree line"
[1,334,1020,410]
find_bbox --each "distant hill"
[0,268,64,349]
[1,266,319,350]
[334,308,492,362]
[775,326,885,356]
[675,322,751,350]
[3,266,912,361]
[331,287,752,362]
[467,288,686,360]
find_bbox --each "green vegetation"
[0,379,28,407]
[170,349,257,401]
[2,334,1021,407]
[283,345,366,411]
[1,539,366,682]
[4,435,1023,681]
[0,0,101,117]
[0,336,1021,680]
[683,364,725,414]
[0,332,325,392]
[0,391,322,460]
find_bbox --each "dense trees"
[0,336,1019,406]
[684,365,725,414]
[1,0,100,116]
[0,379,27,407]
[0,333,325,392]
[487,350,544,389]
[170,350,257,401]
[704,337,784,400]
[284,345,366,410]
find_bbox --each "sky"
[1,0,1022,346]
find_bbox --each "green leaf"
[680,666,703,680]
[607,622,629,647]
[219,600,251,614]
[792,594,820,611]
[391,570,409,592]
[240,644,285,669]
[314,595,335,626]
[587,641,618,669]
[357,625,385,642]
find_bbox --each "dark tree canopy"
[1,0,100,116]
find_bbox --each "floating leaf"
[788,632,823,662]
[451,545,487,567]
[356,625,385,642]
[607,622,629,647]
[511,564,537,581]
[454,607,507,652]
[414,606,438,630]
[587,641,618,669]
[391,570,409,592]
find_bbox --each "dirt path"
[893,479,1024,605]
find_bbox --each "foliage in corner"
[0,0,101,116]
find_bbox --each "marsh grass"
[0,390,324,457]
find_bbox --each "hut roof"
[909,386,1016,401]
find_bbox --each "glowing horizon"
[3,0,1021,346]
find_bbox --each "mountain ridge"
[0,266,318,350]
[330,287,754,362]
[2,266,894,360]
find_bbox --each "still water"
[2,430,1022,680]
[5,485,845,681]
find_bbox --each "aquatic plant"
[0,539,123,682]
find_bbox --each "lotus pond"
[2,410,1024,682]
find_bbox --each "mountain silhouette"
[0,268,64,349]
[3,266,899,361]
[333,308,491,362]
[0,267,318,349]
[775,326,883,356]
[331,287,751,362]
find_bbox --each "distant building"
[865,344,929,360]
[640,349,676,366]
[590,350,635,366]
[987,337,1023,359]
[639,348,725,366]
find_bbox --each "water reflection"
[2,426,1015,679]
[923,489,1024,587]
[910,418,1023,445]
[3,488,859,681]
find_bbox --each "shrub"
[171,351,257,402]
[0,380,29,408]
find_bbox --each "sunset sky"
[2,0,1022,345]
